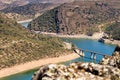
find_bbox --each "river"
[0,22,116,80]
[20,22,29,28]
[62,38,116,64]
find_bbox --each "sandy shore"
[40,32,97,39]
[0,53,79,78]
[17,19,32,23]
[104,39,120,46]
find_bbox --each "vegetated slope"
[104,21,120,40]
[0,13,69,69]
[28,0,120,36]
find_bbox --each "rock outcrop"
[115,46,120,52]
[32,62,120,80]
[100,51,120,69]
[32,51,120,80]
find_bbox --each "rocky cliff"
[28,0,120,36]
[32,51,120,80]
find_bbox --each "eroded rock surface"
[100,51,120,69]
[32,63,120,80]
[32,51,120,80]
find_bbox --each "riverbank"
[18,20,120,46]
[40,32,98,39]
[40,32,120,46]
[0,53,79,78]
[104,39,120,47]
[17,19,32,23]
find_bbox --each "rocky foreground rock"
[32,51,120,80]
[100,51,120,69]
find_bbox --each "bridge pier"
[90,53,96,63]
[79,50,84,61]
[93,53,96,63]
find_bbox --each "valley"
[0,0,120,80]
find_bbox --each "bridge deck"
[78,48,111,57]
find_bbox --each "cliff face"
[32,51,120,80]
[28,0,120,35]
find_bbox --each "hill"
[0,0,29,10]
[1,3,54,15]
[104,21,120,40]
[0,3,57,21]
[0,0,74,21]
[0,13,70,69]
[28,0,120,39]
[0,0,74,4]
[28,0,74,4]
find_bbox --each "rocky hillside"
[104,21,120,40]
[0,13,70,69]
[28,0,120,36]
[32,51,120,80]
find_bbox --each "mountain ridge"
[28,0,120,39]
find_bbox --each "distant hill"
[0,0,29,4]
[28,0,120,39]
[0,0,74,21]
[0,0,29,10]
[1,3,54,15]
[0,2,58,21]
[0,0,74,4]
[28,0,74,4]
[0,13,69,69]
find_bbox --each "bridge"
[74,48,111,63]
